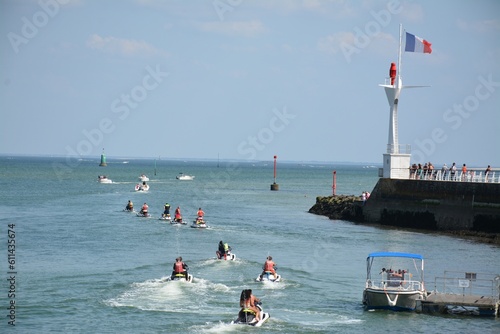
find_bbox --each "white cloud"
[318,31,395,57]
[198,20,266,37]
[86,34,167,57]
[318,32,355,55]
[398,1,424,22]
[457,19,500,33]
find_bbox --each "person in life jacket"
[174,206,182,222]
[140,203,149,215]
[217,240,232,260]
[217,241,225,259]
[239,289,261,321]
[196,207,205,223]
[162,203,171,218]
[260,256,277,280]
[125,200,133,211]
[171,257,189,280]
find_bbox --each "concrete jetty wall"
[363,178,500,232]
[309,179,500,235]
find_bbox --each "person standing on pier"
[461,164,467,181]
[450,163,457,180]
[485,165,492,182]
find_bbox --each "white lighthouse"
[380,25,428,179]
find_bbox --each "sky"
[1,0,499,166]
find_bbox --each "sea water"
[0,156,498,333]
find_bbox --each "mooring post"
[270,155,279,191]
[332,170,336,196]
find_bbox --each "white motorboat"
[363,252,426,311]
[176,173,194,180]
[138,174,149,182]
[98,175,112,183]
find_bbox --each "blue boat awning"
[367,252,423,260]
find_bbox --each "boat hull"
[363,288,425,311]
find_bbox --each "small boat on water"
[138,174,149,182]
[363,252,426,312]
[176,173,194,180]
[135,183,150,192]
[98,175,112,183]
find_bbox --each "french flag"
[405,32,432,54]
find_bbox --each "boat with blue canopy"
[363,252,426,311]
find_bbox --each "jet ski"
[159,214,172,222]
[166,273,193,283]
[216,250,236,261]
[256,271,281,282]
[136,212,151,218]
[191,218,208,228]
[171,216,187,225]
[232,303,270,327]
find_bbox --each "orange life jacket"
[264,260,275,271]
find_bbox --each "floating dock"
[420,293,499,316]
[418,271,500,317]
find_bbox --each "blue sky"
[1,0,499,167]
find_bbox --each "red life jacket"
[174,262,184,273]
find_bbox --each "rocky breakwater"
[308,195,364,222]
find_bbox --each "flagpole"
[397,23,403,88]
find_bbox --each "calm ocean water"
[0,156,498,333]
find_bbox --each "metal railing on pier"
[431,271,500,302]
[408,168,499,183]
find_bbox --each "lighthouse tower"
[379,25,428,179]
[379,63,411,179]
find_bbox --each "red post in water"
[273,155,277,181]
[332,170,337,196]
[270,155,279,190]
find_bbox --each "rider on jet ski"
[239,289,261,322]
[174,206,182,222]
[259,256,277,280]
[140,203,149,216]
[162,202,171,218]
[171,257,189,280]
[217,241,232,259]
[196,207,205,223]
